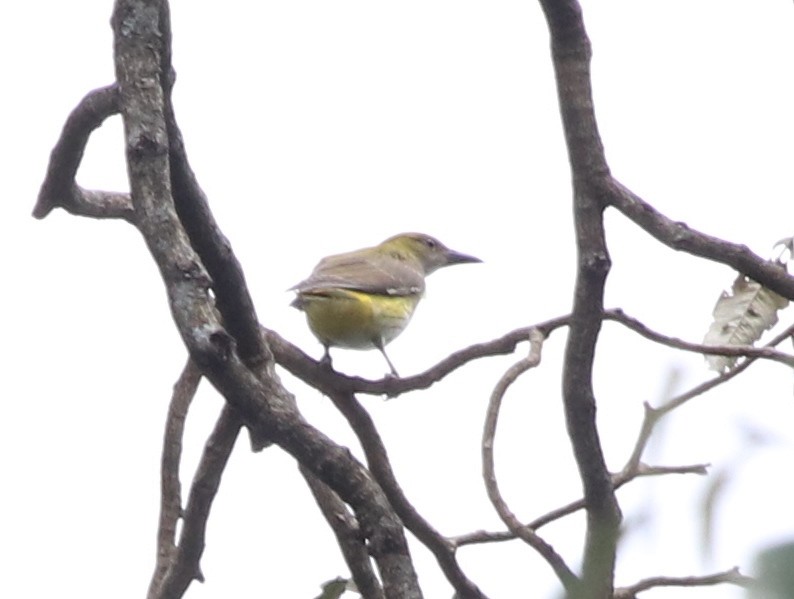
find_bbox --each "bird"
[290,232,481,376]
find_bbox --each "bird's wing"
[292,250,425,296]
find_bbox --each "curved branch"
[481,330,577,590]
[454,319,794,550]
[33,84,134,222]
[148,357,202,598]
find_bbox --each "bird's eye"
[424,237,437,249]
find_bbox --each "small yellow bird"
[291,232,481,376]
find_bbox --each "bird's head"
[379,233,481,275]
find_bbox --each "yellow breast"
[297,288,422,350]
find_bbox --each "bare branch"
[606,179,794,301]
[262,314,573,397]
[614,566,753,598]
[153,405,243,599]
[481,330,578,590]
[537,0,621,593]
[301,466,385,599]
[325,389,487,599]
[148,357,202,598]
[604,308,794,367]
[110,3,423,596]
[33,84,134,222]
[158,1,277,449]
[661,321,794,416]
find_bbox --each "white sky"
[3,1,794,598]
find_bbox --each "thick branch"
[158,1,276,449]
[110,3,422,596]
[538,0,621,593]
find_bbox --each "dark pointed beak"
[444,249,482,265]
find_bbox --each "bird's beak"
[444,249,482,265]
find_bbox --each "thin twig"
[152,405,243,599]
[453,317,794,550]
[481,330,578,590]
[614,566,753,598]
[147,357,202,599]
[605,308,794,367]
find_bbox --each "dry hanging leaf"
[703,273,789,372]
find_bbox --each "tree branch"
[604,308,794,367]
[301,465,385,599]
[110,3,422,596]
[33,84,134,222]
[606,179,794,300]
[148,357,202,598]
[153,405,243,598]
[538,1,621,595]
[481,329,578,590]
[262,315,573,397]
[614,566,753,598]
[453,319,794,551]
[325,389,487,599]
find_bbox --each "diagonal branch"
[153,405,244,599]
[481,329,577,590]
[110,3,422,596]
[301,465,385,599]
[325,389,487,599]
[606,179,794,300]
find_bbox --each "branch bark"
[148,357,202,597]
[110,2,423,597]
[481,330,578,590]
[33,84,133,222]
[538,1,620,595]
[301,466,385,599]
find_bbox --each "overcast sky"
[3,2,794,598]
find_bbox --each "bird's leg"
[376,343,399,378]
[320,345,334,370]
